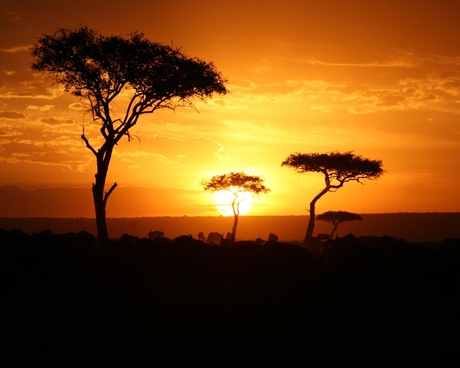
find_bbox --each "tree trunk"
[304,199,317,243]
[232,214,239,241]
[230,196,240,242]
[303,180,331,244]
[81,128,118,244]
[330,223,339,238]
[92,179,109,243]
[92,147,115,243]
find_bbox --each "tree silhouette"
[201,171,270,241]
[316,211,363,238]
[282,151,383,243]
[31,27,227,242]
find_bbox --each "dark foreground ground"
[2,228,460,366]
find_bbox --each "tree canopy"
[316,211,363,238]
[282,151,383,243]
[282,151,384,188]
[31,27,227,140]
[31,26,228,242]
[202,171,270,196]
[202,171,270,241]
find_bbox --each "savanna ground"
[2,217,460,365]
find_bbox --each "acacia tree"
[316,211,363,238]
[282,151,383,244]
[31,27,227,242]
[201,171,270,241]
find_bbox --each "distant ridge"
[1,213,459,243]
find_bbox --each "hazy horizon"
[2,185,459,219]
[2,213,459,243]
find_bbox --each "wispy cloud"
[310,105,332,113]
[0,110,26,119]
[0,90,62,100]
[298,56,418,69]
[40,117,76,125]
[26,105,55,111]
[0,45,29,53]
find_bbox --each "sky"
[1,0,460,218]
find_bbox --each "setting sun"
[1,0,460,222]
[214,189,253,217]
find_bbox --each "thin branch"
[122,93,142,124]
[103,182,118,205]
[81,127,97,156]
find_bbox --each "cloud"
[5,11,22,22]
[69,103,89,110]
[248,58,272,74]
[40,117,76,125]
[298,55,418,69]
[0,45,29,53]
[0,111,26,119]
[213,140,229,162]
[227,67,460,117]
[0,154,78,171]
[26,104,55,111]
[218,50,460,118]
[114,136,229,166]
[115,150,172,165]
[0,115,92,175]
[0,89,62,100]
[213,99,226,107]
[310,105,332,113]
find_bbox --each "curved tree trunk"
[231,196,240,241]
[232,214,239,241]
[304,198,319,243]
[330,222,339,238]
[303,173,331,244]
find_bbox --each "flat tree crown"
[202,171,270,195]
[316,211,363,223]
[282,151,383,182]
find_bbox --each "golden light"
[214,189,253,217]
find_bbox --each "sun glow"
[214,189,253,217]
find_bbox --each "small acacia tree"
[316,211,363,238]
[282,151,383,244]
[31,26,227,242]
[201,171,270,241]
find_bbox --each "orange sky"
[1,0,460,218]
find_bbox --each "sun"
[214,189,253,216]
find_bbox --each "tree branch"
[81,127,97,156]
[103,182,118,205]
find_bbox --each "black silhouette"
[201,171,270,241]
[205,231,223,245]
[31,27,227,242]
[316,210,363,238]
[268,232,279,241]
[282,151,383,243]
[148,230,165,240]
[2,227,460,365]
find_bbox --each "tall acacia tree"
[201,171,270,241]
[282,151,383,244]
[31,27,227,242]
